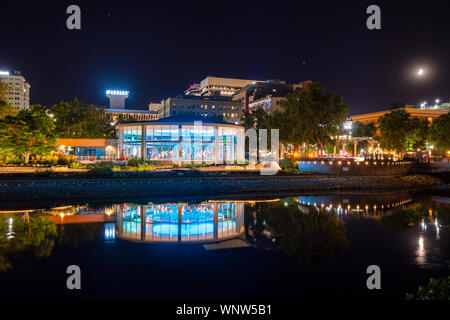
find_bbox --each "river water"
[0,190,449,300]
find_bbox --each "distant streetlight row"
[420,99,441,109]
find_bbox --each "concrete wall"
[298,160,412,176]
[0,173,437,203]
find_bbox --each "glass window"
[146,142,179,160]
[123,143,141,158]
[123,126,142,142]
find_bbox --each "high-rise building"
[233,80,312,113]
[184,76,262,97]
[158,96,242,124]
[0,70,31,110]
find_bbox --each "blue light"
[152,221,234,236]
[152,222,214,236]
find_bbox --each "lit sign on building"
[0,71,10,75]
[106,90,129,96]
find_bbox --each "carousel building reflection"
[117,201,244,243]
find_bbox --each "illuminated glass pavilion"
[116,116,245,164]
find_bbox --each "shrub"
[5,157,24,165]
[69,161,87,169]
[280,157,298,170]
[127,157,144,167]
[283,168,302,175]
[406,276,450,300]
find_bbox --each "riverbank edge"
[0,174,443,203]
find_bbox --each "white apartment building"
[0,71,31,110]
[184,76,262,97]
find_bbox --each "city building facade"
[158,96,242,124]
[233,79,311,113]
[350,107,448,124]
[0,70,31,110]
[184,76,262,97]
[102,89,158,121]
[55,138,117,160]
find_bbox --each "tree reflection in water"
[378,203,450,232]
[57,223,104,248]
[0,213,57,272]
[246,200,349,269]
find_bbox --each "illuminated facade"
[105,108,158,121]
[184,76,262,97]
[117,201,245,243]
[116,116,245,163]
[233,80,311,113]
[56,138,117,160]
[158,96,242,124]
[103,89,159,121]
[0,70,31,110]
[350,107,448,124]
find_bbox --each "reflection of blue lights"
[104,223,116,241]
[153,222,214,236]
[152,221,234,236]
[298,196,330,204]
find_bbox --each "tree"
[240,107,271,131]
[0,105,56,163]
[0,82,17,119]
[241,110,255,130]
[277,82,349,154]
[377,109,411,153]
[51,98,115,139]
[352,121,376,138]
[429,112,450,151]
[406,118,429,151]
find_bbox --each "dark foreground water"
[0,190,449,301]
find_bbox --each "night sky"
[1,0,449,114]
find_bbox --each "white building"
[0,70,31,110]
[184,76,262,97]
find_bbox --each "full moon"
[417,68,424,76]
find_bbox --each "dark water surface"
[0,190,449,301]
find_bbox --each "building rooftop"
[116,115,242,126]
[105,108,158,114]
[173,95,235,101]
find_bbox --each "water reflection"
[297,193,414,217]
[246,200,349,269]
[0,191,449,272]
[0,214,57,271]
[117,202,244,243]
